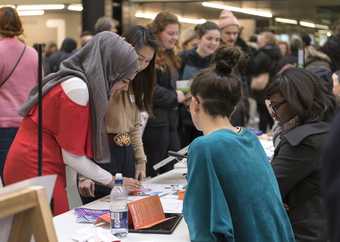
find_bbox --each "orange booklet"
[96,196,174,230]
[128,195,174,230]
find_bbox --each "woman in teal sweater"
[183,47,295,242]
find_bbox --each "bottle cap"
[115,173,123,184]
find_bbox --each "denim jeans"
[0,127,18,182]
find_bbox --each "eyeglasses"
[266,99,286,114]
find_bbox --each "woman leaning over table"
[79,26,158,203]
[266,67,329,242]
[4,32,141,215]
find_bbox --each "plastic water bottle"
[110,173,128,237]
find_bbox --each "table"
[54,167,190,242]
[54,135,274,241]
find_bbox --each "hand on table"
[135,163,146,181]
[78,178,95,197]
[123,177,141,191]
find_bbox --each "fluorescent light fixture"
[17,4,65,11]
[299,21,316,28]
[275,17,298,25]
[202,2,272,18]
[315,24,329,30]
[67,4,83,12]
[18,10,45,16]
[0,5,16,8]
[178,17,206,24]
[135,11,206,25]
[135,11,157,19]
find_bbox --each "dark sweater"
[179,48,214,80]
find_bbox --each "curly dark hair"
[267,67,329,122]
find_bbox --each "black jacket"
[272,122,329,242]
[179,48,213,80]
[321,36,340,72]
[321,111,340,242]
[147,67,178,128]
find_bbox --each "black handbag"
[0,45,26,89]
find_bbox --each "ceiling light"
[275,17,298,25]
[135,11,157,19]
[202,2,272,18]
[67,4,83,12]
[178,17,206,25]
[315,24,329,30]
[18,10,45,16]
[17,4,65,11]
[135,11,206,25]
[0,5,16,8]
[299,21,316,28]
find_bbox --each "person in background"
[143,12,183,177]
[43,41,58,74]
[180,28,199,51]
[183,47,295,242]
[267,67,329,242]
[178,21,220,146]
[248,34,258,50]
[45,41,58,58]
[80,31,93,47]
[45,37,77,74]
[302,32,336,122]
[3,32,140,215]
[0,7,38,182]
[321,20,340,72]
[249,31,282,132]
[278,41,290,57]
[218,9,252,128]
[94,16,118,34]
[218,10,240,48]
[79,26,158,202]
[290,37,303,59]
[179,21,220,80]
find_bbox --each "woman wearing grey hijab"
[3,31,141,215]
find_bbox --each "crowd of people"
[1,5,340,242]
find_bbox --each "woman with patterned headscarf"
[3,31,140,215]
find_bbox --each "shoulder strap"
[0,45,27,89]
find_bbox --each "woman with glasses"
[266,67,329,242]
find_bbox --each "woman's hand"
[78,178,95,197]
[123,177,141,191]
[135,163,146,180]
